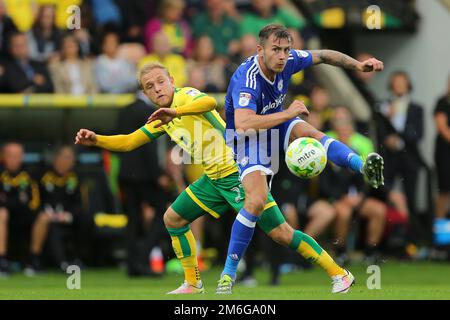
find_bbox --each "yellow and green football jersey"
[140,87,237,180]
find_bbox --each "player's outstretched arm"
[74,128,150,152]
[236,100,309,131]
[147,95,217,127]
[308,50,383,72]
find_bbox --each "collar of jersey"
[255,55,276,86]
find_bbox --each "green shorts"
[171,172,286,234]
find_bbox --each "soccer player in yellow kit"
[75,62,351,294]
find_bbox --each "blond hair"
[138,62,170,89]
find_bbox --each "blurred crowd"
[1,0,450,282]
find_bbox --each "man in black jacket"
[377,71,424,240]
[2,32,53,93]
[434,75,450,219]
[0,142,49,276]
[39,145,94,271]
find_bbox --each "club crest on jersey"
[186,89,200,97]
[238,92,251,107]
[296,50,309,58]
[278,79,283,91]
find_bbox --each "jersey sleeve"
[231,73,259,112]
[140,121,166,141]
[289,49,313,75]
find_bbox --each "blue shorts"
[227,117,304,181]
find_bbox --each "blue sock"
[320,136,363,173]
[222,208,259,279]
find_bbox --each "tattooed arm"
[308,50,384,72]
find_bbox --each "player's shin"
[222,208,259,280]
[167,225,201,286]
[289,230,346,277]
[320,136,363,173]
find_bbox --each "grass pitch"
[1,261,450,300]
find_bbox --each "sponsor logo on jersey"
[278,79,283,91]
[261,94,286,114]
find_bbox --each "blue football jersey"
[225,49,313,131]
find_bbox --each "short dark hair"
[389,70,413,92]
[258,24,293,46]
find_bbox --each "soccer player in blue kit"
[217,24,385,294]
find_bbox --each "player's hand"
[75,129,97,146]
[286,100,309,118]
[146,108,177,127]
[359,57,384,72]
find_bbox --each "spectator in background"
[27,5,61,63]
[319,107,384,264]
[238,34,258,61]
[73,0,99,57]
[377,71,423,224]
[186,65,216,93]
[2,32,53,93]
[308,85,334,132]
[139,31,187,88]
[434,75,450,219]
[240,0,306,38]
[0,0,18,58]
[144,0,193,57]
[0,142,49,276]
[288,28,317,98]
[227,33,257,77]
[351,52,379,107]
[95,30,137,93]
[49,34,97,95]
[191,0,240,58]
[116,0,156,44]
[187,35,226,92]
[39,145,93,271]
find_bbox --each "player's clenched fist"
[359,57,384,72]
[286,100,309,118]
[75,129,97,146]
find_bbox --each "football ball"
[285,137,327,179]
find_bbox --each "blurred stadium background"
[0,0,450,298]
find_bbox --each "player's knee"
[245,197,267,214]
[245,188,268,214]
[163,208,186,229]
